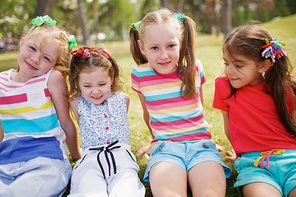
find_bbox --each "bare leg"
[188,161,226,197]
[149,162,187,197]
[242,182,282,197]
[288,187,296,197]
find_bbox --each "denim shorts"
[234,149,296,197]
[143,140,231,182]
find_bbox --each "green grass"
[1,14,296,196]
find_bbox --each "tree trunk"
[222,0,232,38]
[77,0,89,45]
[35,0,53,17]
[92,0,99,43]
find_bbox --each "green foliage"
[0,13,296,197]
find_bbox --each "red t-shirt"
[213,77,296,156]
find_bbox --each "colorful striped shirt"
[131,60,211,144]
[0,69,67,164]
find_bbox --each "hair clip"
[71,48,112,63]
[31,15,56,27]
[262,38,287,63]
[132,21,141,31]
[63,32,77,49]
[174,13,184,22]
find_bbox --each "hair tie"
[63,32,77,49]
[71,48,112,63]
[174,13,184,22]
[262,38,287,63]
[132,21,141,31]
[31,15,56,26]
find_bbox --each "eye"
[83,85,91,88]
[29,46,36,51]
[151,46,158,50]
[168,44,175,48]
[99,83,106,86]
[223,62,229,66]
[44,56,51,62]
[235,64,242,68]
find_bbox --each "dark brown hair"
[129,8,197,98]
[223,25,296,137]
[68,47,124,98]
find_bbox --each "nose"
[31,53,40,64]
[92,87,101,95]
[160,49,168,59]
[224,64,234,76]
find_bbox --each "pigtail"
[178,15,197,99]
[265,56,296,137]
[129,27,148,65]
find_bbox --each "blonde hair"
[129,8,197,98]
[20,23,71,78]
[68,47,124,98]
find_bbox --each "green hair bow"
[63,32,77,49]
[31,15,56,26]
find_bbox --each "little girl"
[129,9,231,196]
[213,25,296,197]
[0,16,81,196]
[68,47,145,197]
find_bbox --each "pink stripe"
[151,115,204,128]
[0,77,46,92]
[0,93,27,105]
[0,76,8,81]
[147,98,198,110]
[44,88,51,97]
[151,132,212,143]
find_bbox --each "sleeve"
[131,65,142,94]
[196,59,206,85]
[212,77,229,111]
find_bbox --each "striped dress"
[131,60,211,145]
[0,69,68,165]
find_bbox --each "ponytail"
[178,15,197,98]
[129,27,147,65]
[265,57,296,137]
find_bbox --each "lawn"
[1,14,296,196]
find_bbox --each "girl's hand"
[225,149,237,162]
[137,145,151,157]
[215,144,226,151]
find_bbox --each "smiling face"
[138,24,181,75]
[78,67,113,105]
[223,52,267,89]
[15,35,59,82]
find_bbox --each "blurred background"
[0,0,295,52]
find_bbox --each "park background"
[1,0,296,196]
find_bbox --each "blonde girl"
[213,25,296,197]
[130,9,231,197]
[0,16,81,196]
[68,47,145,197]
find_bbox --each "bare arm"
[0,122,3,142]
[48,69,81,160]
[221,110,231,143]
[125,94,130,113]
[69,94,80,124]
[137,93,152,137]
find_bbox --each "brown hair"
[129,8,197,98]
[20,23,71,78]
[223,25,296,137]
[68,47,124,98]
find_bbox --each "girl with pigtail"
[213,25,296,196]
[130,8,231,197]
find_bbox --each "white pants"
[0,157,72,197]
[69,143,145,197]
